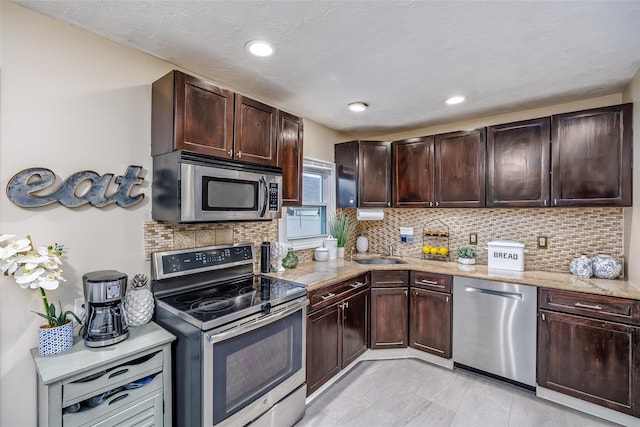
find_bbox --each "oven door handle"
[206,299,308,344]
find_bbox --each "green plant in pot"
[1,235,81,355]
[328,211,355,257]
[457,247,477,265]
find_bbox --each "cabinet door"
[152,70,234,157]
[370,288,408,349]
[487,118,550,207]
[277,111,304,206]
[234,95,277,166]
[393,137,435,207]
[409,288,452,359]
[335,141,358,208]
[359,141,392,207]
[307,303,341,395]
[538,310,640,416]
[434,128,486,207]
[341,289,369,367]
[551,104,632,207]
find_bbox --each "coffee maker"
[82,270,129,347]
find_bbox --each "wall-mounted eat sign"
[6,166,145,208]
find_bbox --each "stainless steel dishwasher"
[453,276,537,388]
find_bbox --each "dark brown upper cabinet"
[335,140,392,208]
[434,128,486,208]
[277,111,304,206]
[152,70,234,157]
[233,95,277,166]
[487,117,551,207]
[551,104,632,207]
[393,137,435,208]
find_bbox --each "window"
[279,157,335,249]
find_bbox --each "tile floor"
[296,358,623,427]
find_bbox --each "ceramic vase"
[337,247,345,258]
[38,320,74,356]
[569,254,592,278]
[271,242,287,272]
[591,254,622,279]
[356,235,369,253]
[282,248,299,269]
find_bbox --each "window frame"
[278,157,335,250]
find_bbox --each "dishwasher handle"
[464,286,523,301]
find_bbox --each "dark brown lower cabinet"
[408,271,453,358]
[538,289,640,417]
[306,275,369,395]
[370,288,408,349]
[409,288,452,358]
[370,271,409,349]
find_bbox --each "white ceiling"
[13,0,640,136]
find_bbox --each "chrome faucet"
[350,247,354,261]
[388,245,394,257]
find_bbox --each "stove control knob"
[262,303,271,314]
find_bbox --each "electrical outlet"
[469,233,478,245]
[74,298,86,319]
[537,236,548,249]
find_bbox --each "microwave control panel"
[269,183,279,211]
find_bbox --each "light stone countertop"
[265,255,640,300]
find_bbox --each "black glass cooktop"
[158,275,305,324]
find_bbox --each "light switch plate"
[537,236,548,249]
[469,233,478,245]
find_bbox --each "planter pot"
[38,320,74,356]
[337,247,345,258]
[458,257,476,265]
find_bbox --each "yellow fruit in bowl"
[430,247,439,255]
[422,245,432,254]
[439,247,449,256]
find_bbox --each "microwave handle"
[258,176,268,217]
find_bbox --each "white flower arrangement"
[1,234,79,328]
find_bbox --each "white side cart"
[31,322,175,427]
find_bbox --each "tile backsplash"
[144,207,623,275]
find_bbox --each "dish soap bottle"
[282,247,299,269]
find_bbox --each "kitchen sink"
[354,258,407,265]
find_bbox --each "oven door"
[202,300,307,427]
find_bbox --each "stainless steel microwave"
[152,151,282,223]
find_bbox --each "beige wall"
[623,68,640,284]
[302,118,351,161]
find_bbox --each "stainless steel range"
[151,243,308,427]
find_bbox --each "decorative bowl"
[591,254,622,279]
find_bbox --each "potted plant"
[457,247,477,265]
[0,235,81,355]
[328,211,354,257]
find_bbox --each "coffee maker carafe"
[83,270,129,347]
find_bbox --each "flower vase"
[38,320,74,356]
[282,248,299,269]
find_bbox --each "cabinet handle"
[541,312,546,321]
[343,301,349,309]
[544,199,547,206]
[574,302,603,310]
[420,279,445,289]
[446,296,449,303]
[554,198,557,205]
[321,292,336,300]
[350,281,367,289]
[429,202,433,207]
[108,393,130,406]
[435,201,440,207]
[387,202,391,207]
[237,151,242,158]
[228,150,233,156]
[108,369,129,379]
[404,289,408,296]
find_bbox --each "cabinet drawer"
[308,274,368,312]
[63,350,163,405]
[539,288,640,326]
[371,270,408,287]
[62,373,163,427]
[410,271,452,293]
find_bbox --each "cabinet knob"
[228,150,233,156]
[435,201,440,207]
[387,202,391,207]
[404,289,408,296]
[429,202,433,207]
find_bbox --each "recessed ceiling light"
[445,96,465,105]
[245,40,274,57]
[348,102,368,112]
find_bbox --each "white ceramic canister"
[314,247,329,262]
[323,237,338,260]
[356,234,369,253]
